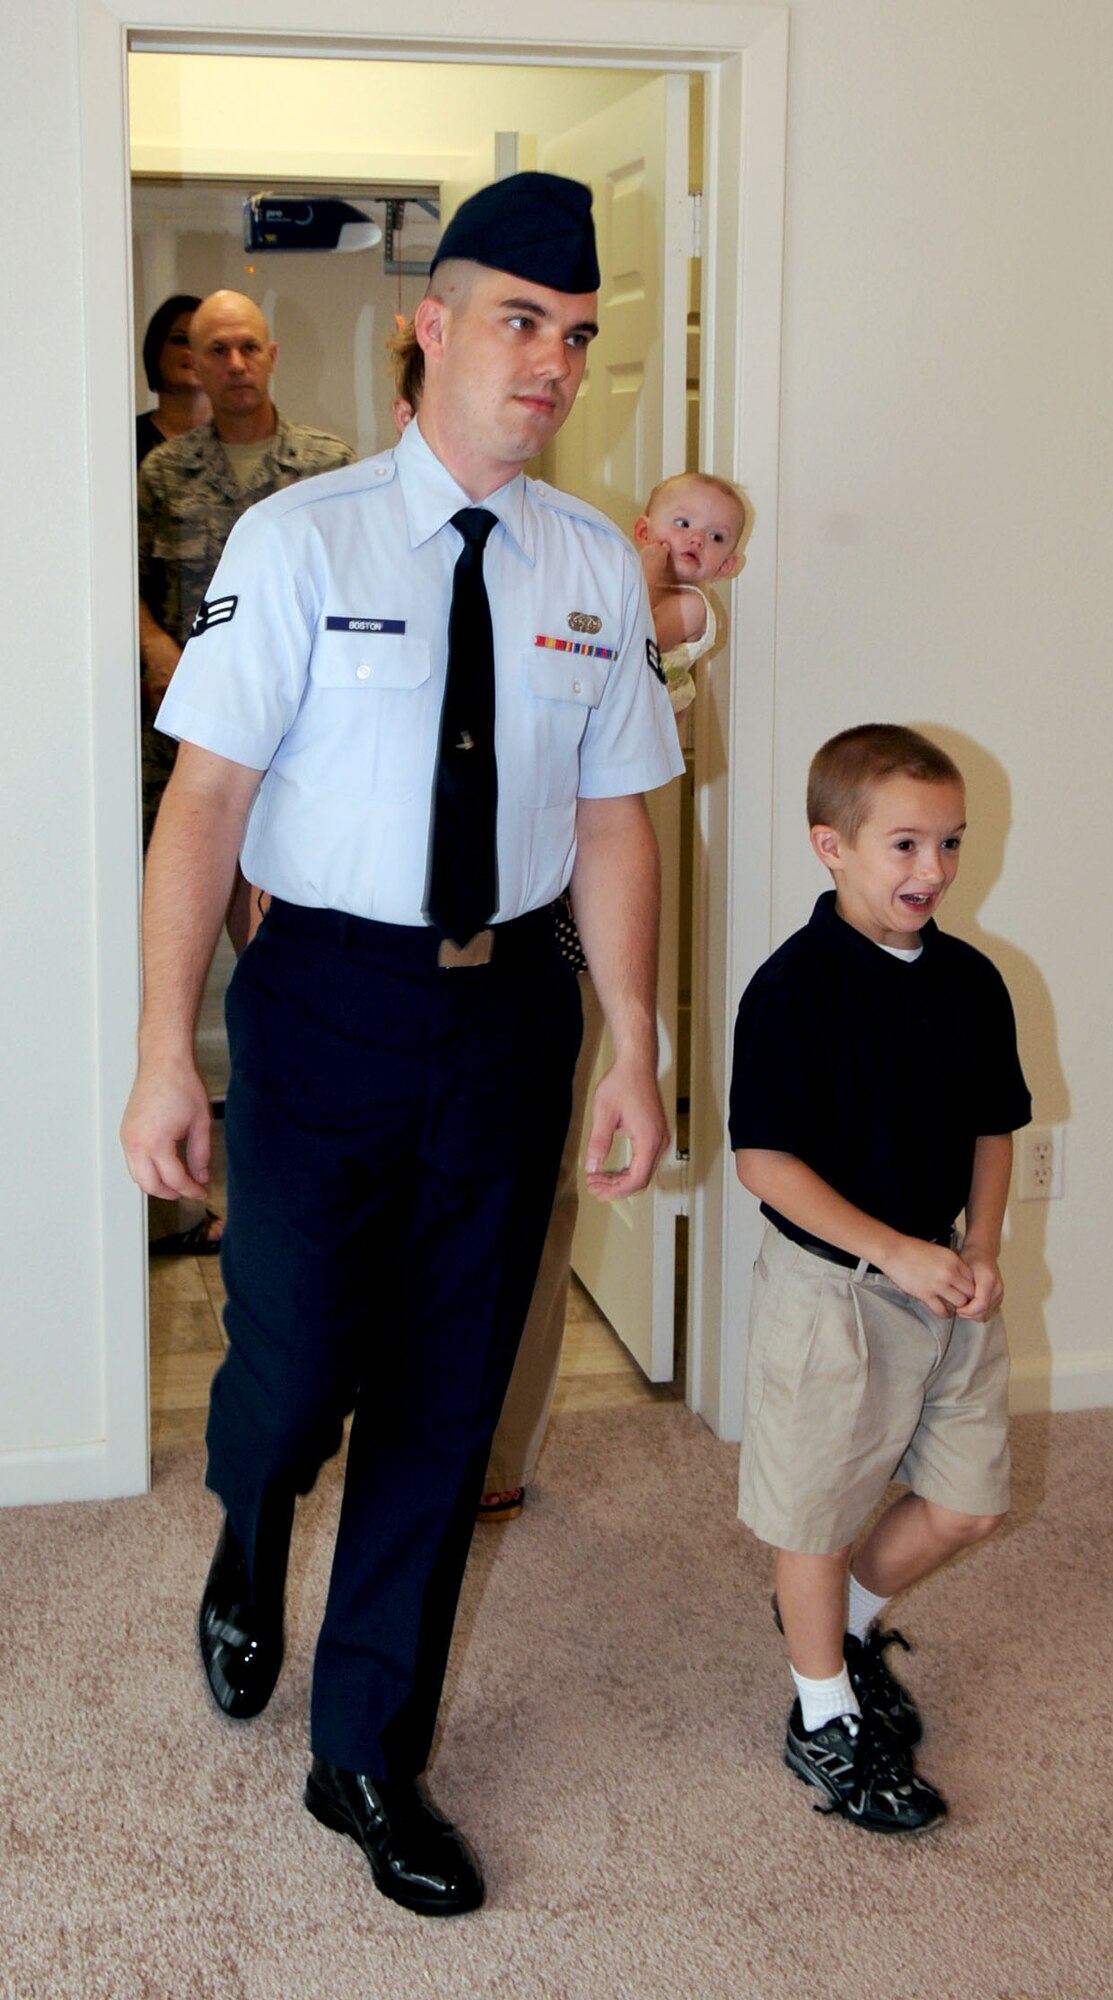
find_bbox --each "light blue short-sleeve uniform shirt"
[156,418,684,926]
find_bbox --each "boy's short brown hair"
[807,724,963,841]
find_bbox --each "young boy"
[729,724,1030,1833]
[633,472,754,715]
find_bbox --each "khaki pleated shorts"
[738,1223,1010,1553]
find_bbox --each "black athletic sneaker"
[769,1595,925,1748]
[783,1701,947,1833]
[844,1625,923,1747]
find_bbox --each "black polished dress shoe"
[198,1517,284,1720]
[304,1757,485,1916]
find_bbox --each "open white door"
[541,73,690,1381]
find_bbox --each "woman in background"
[136,293,210,463]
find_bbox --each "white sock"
[847,1572,890,1642]
[790,1665,859,1733]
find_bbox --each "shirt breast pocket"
[308,631,434,800]
[515,650,610,807]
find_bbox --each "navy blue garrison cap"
[430,172,600,294]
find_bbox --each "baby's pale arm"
[735,1148,977,1319]
[957,1132,1013,1320]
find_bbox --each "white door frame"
[78,0,787,1492]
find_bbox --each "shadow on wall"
[917,724,1070,1423]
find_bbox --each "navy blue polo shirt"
[728,891,1031,1243]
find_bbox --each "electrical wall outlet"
[1017,1124,1064,1201]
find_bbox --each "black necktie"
[425,507,499,946]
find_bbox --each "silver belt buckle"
[437,928,494,969]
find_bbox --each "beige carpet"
[1,1404,1110,2000]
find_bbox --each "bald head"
[191,289,269,346]
[190,291,278,437]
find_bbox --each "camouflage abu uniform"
[137,412,356,843]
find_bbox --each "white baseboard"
[0,1441,149,1509]
[1008,1351,1113,1416]
[2,1359,1109,1506]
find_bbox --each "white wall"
[0,2,124,1493]
[2,0,1110,1505]
[766,0,1112,1409]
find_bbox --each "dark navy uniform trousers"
[209,898,581,1778]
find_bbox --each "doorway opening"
[80,4,785,1499]
[130,49,711,1446]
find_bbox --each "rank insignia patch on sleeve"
[646,637,665,684]
[191,594,238,637]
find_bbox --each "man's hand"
[570,792,670,1203]
[121,1057,213,1203]
[583,1053,668,1200]
[878,1238,976,1319]
[119,746,262,1205]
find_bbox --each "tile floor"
[150,1251,672,1454]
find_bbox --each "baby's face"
[636,478,744,584]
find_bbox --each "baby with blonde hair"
[634,471,754,714]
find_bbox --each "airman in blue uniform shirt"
[160,414,679,923]
[122,171,682,1917]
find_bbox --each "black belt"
[264,899,556,971]
[774,1220,952,1275]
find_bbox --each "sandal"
[476,1487,525,1524]
[149,1207,224,1258]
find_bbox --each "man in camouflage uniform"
[138,290,355,864]
[139,291,355,1255]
